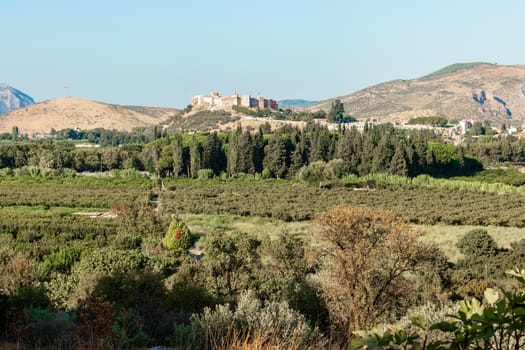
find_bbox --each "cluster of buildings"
[191,92,278,112]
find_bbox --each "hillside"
[308,63,525,125]
[0,97,177,134]
[0,84,35,114]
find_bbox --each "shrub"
[351,269,525,350]
[162,219,191,250]
[297,161,327,182]
[40,247,81,277]
[74,248,147,278]
[314,205,442,339]
[190,290,319,348]
[111,308,152,349]
[197,168,214,180]
[456,228,498,257]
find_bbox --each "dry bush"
[314,205,442,339]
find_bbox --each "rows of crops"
[161,179,525,226]
[0,176,152,208]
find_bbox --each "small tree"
[315,206,441,339]
[457,228,498,258]
[162,219,191,251]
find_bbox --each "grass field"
[179,213,525,263]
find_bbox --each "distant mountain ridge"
[0,84,35,114]
[0,97,177,134]
[308,63,525,125]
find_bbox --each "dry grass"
[417,224,525,262]
[180,213,309,240]
[0,97,173,133]
[180,214,525,265]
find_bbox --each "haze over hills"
[0,84,35,115]
[0,97,177,134]
[308,63,525,126]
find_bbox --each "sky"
[2,0,525,108]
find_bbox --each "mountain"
[308,63,525,125]
[0,97,177,134]
[278,99,320,108]
[0,84,35,114]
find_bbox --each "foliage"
[40,247,81,278]
[162,219,191,250]
[0,122,490,180]
[232,105,256,116]
[199,232,262,298]
[111,308,152,349]
[74,247,147,277]
[407,115,448,127]
[351,269,525,350]
[189,290,320,349]
[327,99,355,123]
[198,168,215,179]
[75,296,116,349]
[314,206,443,338]
[161,177,525,226]
[456,228,499,258]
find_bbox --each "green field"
[2,174,525,348]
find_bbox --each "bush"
[190,290,319,348]
[457,228,498,257]
[162,219,191,250]
[74,248,147,277]
[40,247,81,277]
[197,168,214,180]
[297,161,327,182]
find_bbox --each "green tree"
[388,145,409,177]
[172,134,184,177]
[457,228,498,258]
[162,219,191,251]
[189,135,202,178]
[236,131,255,174]
[263,134,291,178]
[12,126,19,141]
[202,132,226,175]
[327,99,346,123]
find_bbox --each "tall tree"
[172,134,184,177]
[236,131,255,174]
[389,146,408,176]
[202,132,226,175]
[327,99,346,123]
[263,134,291,178]
[189,135,203,178]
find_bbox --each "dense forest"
[1,122,509,179]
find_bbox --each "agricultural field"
[3,173,525,348]
[161,177,525,226]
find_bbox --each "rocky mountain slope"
[309,63,525,125]
[0,97,177,134]
[0,84,35,114]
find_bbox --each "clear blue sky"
[2,0,525,108]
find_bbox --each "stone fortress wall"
[192,92,278,111]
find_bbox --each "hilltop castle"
[192,92,278,111]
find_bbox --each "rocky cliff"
[0,83,35,114]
